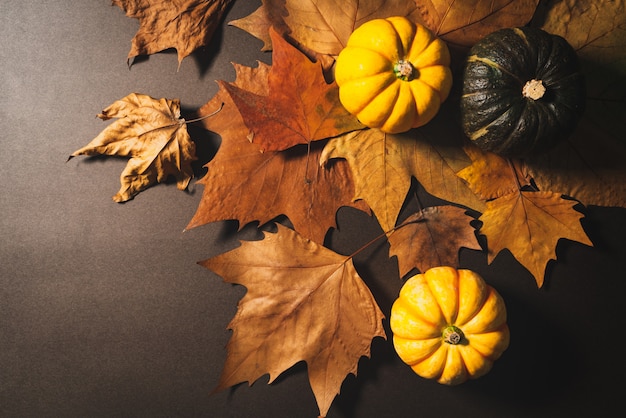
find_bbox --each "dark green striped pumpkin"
[460,27,585,157]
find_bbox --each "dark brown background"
[2,1,625,417]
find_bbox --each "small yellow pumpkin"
[390,266,509,385]
[334,16,453,133]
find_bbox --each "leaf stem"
[507,158,524,192]
[184,102,224,124]
[345,214,424,262]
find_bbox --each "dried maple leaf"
[113,0,234,67]
[523,119,626,208]
[388,206,482,277]
[70,93,196,202]
[279,0,419,57]
[479,190,593,287]
[540,0,626,144]
[417,0,539,47]
[200,224,386,418]
[229,0,419,59]
[523,0,626,208]
[457,143,530,201]
[538,0,625,68]
[222,28,364,152]
[320,115,485,233]
[186,61,369,244]
[228,0,278,52]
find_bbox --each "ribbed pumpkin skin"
[461,27,585,157]
[390,267,510,385]
[335,17,452,133]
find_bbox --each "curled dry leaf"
[113,0,234,67]
[70,93,196,202]
[200,224,386,418]
[388,206,482,277]
[417,0,539,47]
[479,190,592,287]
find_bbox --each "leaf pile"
[71,0,626,416]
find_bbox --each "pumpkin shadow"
[460,291,582,412]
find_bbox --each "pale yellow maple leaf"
[417,0,539,46]
[321,126,484,233]
[230,0,419,58]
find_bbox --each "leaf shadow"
[580,205,626,259]
[323,207,402,418]
[181,105,221,181]
[191,0,236,78]
[191,24,225,79]
[72,153,128,165]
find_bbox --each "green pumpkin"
[460,27,585,157]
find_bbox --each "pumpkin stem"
[394,60,416,81]
[442,325,465,345]
[522,79,546,100]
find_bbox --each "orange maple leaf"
[186,61,369,244]
[113,0,234,67]
[479,190,593,287]
[200,224,386,418]
[221,27,364,152]
[457,143,530,201]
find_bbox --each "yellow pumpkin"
[334,16,452,133]
[390,266,509,385]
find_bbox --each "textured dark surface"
[1,1,625,417]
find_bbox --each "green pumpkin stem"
[442,325,465,345]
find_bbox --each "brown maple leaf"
[417,0,539,47]
[70,93,196,202]
[222,27,364,152]
[228,0,279,52]
[538,0,625,142]
[321,112,485,233]
[113,0,234,67]
[388,206,482,277]
[523,119,626,208]
[457,143,530,201]
[229,0,419,59]
[524,0,626,208]
[479,190,593,287]
[200,224,386,418]
[186,61,369,244]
